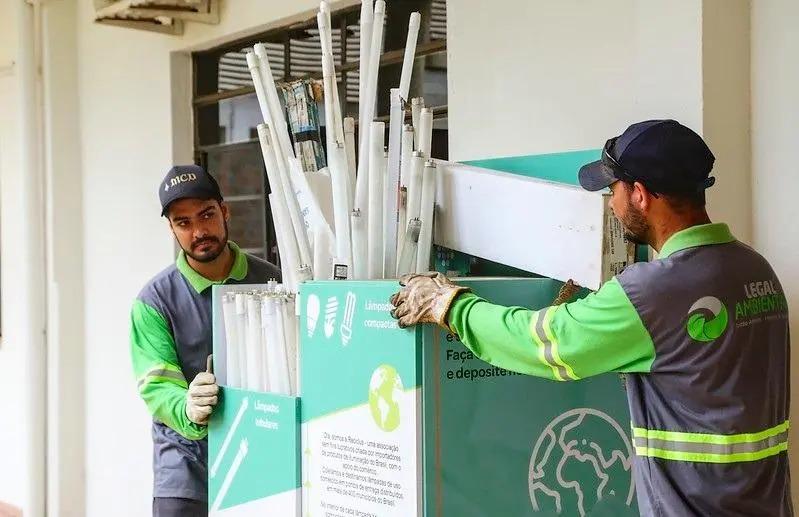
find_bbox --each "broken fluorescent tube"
[419,107,434,159]
[367,121,385,279]
[416,160,438,273]
[398,13,421,101]
[411,97,424,149]
[397,218,422,276]
[384,89,403,277]
[350,209,367,280]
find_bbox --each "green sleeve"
[446,277,655,381]
[130,300,207,440]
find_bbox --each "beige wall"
[0,4,30,511]
[447,0,703,159]
[751,0,799,502]
[447,0,752,243]
[0,2,51,514]
[43,2,87,515]
[702,0,752,243]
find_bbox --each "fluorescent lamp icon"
[306,294,320,338]
[209,397,249,479]
[340,292,356,346]
[210,438,249,513]
[324,296,338,339]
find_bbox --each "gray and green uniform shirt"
[130,241,280,502]
[447,223,792,516]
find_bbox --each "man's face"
[167,198,229,263]
[607,181,650,245]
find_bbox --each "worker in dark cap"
[130,165,281,516]
[391,120,791,516]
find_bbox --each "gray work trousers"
[152,497,207,517]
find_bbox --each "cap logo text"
[164,172,197,192]
[171,173,197,186]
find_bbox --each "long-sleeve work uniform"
[447,223,792,516]
[130,242,281,502]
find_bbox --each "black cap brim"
[160,188,221,216]
[578,160,617,192]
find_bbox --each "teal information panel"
[301,279,638,517]
[463,149,601,186]
[424,278,637,517]
[208,388,301,515]
[301,281,423,517]
[208,285,301,516]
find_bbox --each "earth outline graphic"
[528,407,635,516]
[368,364,404,432]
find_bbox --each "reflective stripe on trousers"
[633,420,789,463]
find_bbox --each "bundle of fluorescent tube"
[245,1,436,286]
[221,285,298,396]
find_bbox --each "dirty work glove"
[552,279,580,306]
[186,358,219,426]
[389,272,471,329]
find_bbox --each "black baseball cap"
[159,164,223,216]
[578,120,716,194]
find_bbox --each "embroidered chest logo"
[686,296,729,342]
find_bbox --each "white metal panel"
[433,161,610,290]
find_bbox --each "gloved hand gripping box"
[208,284,301,516]
[300,278,639,517]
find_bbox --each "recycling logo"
[686,296,729,342]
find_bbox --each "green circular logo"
[368,365,403,432]
[686,296,729,342]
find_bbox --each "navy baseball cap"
[578,120,716,194]
[159,164,223,216]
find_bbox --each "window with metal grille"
[192,0,447,264]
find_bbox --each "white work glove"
[186,361,219,426]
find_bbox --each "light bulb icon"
[324,296,339,339]
[340,292,356,346]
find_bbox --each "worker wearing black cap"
[130,165,281,516]
[390,120,792,516]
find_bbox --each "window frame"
[189,2,448,265]
[191,4,447,160]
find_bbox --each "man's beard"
[184,222,229,263]
[620,201,650,246]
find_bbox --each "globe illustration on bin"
[529,408,635,516]
[368,365,403,432]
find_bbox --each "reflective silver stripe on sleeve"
[534,309,572,381]
[137,368,186,388]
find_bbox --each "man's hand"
[389,272,471,329]
[186,369,219,426]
